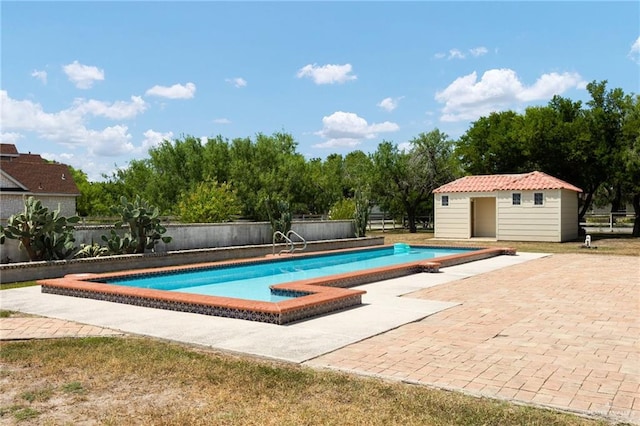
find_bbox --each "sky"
[1,1,639,181]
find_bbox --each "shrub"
[177,181,242,223]
[328,198,356,220]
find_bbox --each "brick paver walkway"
[307,254,640,424]
[0,316,125,340]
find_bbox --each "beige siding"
[560,189,579,241]
[496,190,562,242]
[435,192,497,239]
[434,193,470,238]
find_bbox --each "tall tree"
[343,150,373,198]
[620,94,640,236]
[579,81,633,220]
[372,130,458,233]
[455,111,526,175]
[146,136,206,211]
[228,132,308,220]
[456,82,634,223]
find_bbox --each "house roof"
[433,171,582,193]
[0,143,19,157]
[0,144,80,195]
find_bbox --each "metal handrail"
[272,230,307,255]
[272,231,293,255]
[286,230,307,253]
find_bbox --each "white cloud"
[31,70,47,84]
[377,96,404,112]
[448,49,465,60]
[397,142,412,152]
[226,77,247,88]
[435,68,586,122]
[628,36,640,64]
[0,132,23,143]
[63,60,104,89]
[71,96,148,120]
[213,118,231,124]
[469,46,488,57]
[0,90,135,157]
[314,111,399,148]
[435,46,489,60]
[296,63,357,85]
[83,125,135,157]
[140,129,173,152]
[145,82,196,99]
[1,90,83,136]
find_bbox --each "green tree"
[176,180,242,223]
[456,111,526,175]
[343,150,373,198]
[456,82,635,222]
[304,155,344,215]
[145,136,204,212]
[620,94,640,236]
[229,132,308,220]
[372,130,458,233]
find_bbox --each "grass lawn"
[371,230,640,256]
[0,336,611,425]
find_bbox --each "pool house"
[433,171,582,242]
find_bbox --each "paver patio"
[0,316,125,340]
[306,254,640,424]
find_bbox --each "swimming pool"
[105,244,476,302]
[39,244,515,324]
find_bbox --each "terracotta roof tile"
[433,171,582,193]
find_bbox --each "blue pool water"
[104,245,475,302]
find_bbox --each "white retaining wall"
[1,220,356,264]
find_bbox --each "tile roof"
[0,144,80,195]
[433,171,582,193]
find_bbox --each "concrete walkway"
[1,252,638,424]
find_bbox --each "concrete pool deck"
[1,252,638,424]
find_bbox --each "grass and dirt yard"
[0,336,617,425]
[1,232,637,425]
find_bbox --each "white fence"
[581,213,634,233]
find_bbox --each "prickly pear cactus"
[0,196,79,261]
[108,195,172,254]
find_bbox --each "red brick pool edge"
[38,245,515,324]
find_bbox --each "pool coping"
[38,245,516,324]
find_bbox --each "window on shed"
[441,195,449,206]
[534,192,544,205]
[512,193,521,206]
